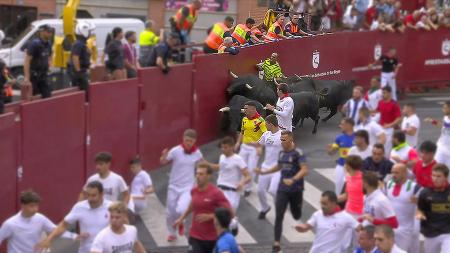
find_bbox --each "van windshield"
[0,26,33,49]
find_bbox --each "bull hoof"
[321,119,328,122]
[312,130,317,134]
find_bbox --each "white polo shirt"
[0,212,75,253]
[307,210,359,253]
[85,172,128,201]
[385,179,420,231]
[401,114,420,148]
[167,145,203,190]
[354,120,385,146]
[363,189,396,225]
[65,199,112,253]
[348,146,372,160]
[131,170,153,198]
[217,154,247,189]
[437,116,450,151]
[91,224,137,253]
[258,129,282,169]
[274,96,294,131]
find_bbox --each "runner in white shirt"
[82,152,130,204]
[374,225,406,253]
[254,115,282,219]
[90,202,146,253]
[206,136,251,212]
[425,101,450,173]
[205,136,250,235]
[360,172,398,229]
[349,130,373,160]
[294,191,359,253]
[343,86,369,123]
[38,181,112,253]
[265,83,294,131]
[129,158,154,213]
[160,129,203,242]
[355,107,386,146]
[0,191,77,253]
[400,104,420,148]
[365,77,383,123]
[389,131,418,169]
[384,164,421,253]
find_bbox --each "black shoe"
[244,190,251,198]
[271,245,281,253]
[231,226,239,236]
[258,206,271,219]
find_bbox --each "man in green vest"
[257,53,285,92]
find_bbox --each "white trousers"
[335,164,346,195]
[239,144,259,191]
[381,72,397,101]
[395,226,420,253]
[384,127,394,158]
[166,186,191,236]
[424,233,450,253]
[131,195,147,213]
[257,171,281,212]
[221,189,241,212]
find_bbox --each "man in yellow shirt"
[139,20,162,67]
[235,101,267,196]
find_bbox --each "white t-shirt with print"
[91,225,137,253]
[307,210,359,253]
[65,200,112,253]
[85,172,128,201]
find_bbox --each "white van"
[0,18,144,77]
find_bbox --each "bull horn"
[274,78,279,86]
[245,83,253,90]
[240,109,245,113]
[295,74,302,80]
[219,106,230,112]
[229,70,238,79]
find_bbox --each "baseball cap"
[39,24,54,32]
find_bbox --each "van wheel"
[10,67,24,89]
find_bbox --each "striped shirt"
[262,59,283,81]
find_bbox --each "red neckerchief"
[324,206,341,216]
[282,93,289,99]
[392,182,403,197]
[181,143,198,154]
[247,112,261,120]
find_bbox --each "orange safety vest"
[173,4,198,31]
[266,21,284,40]
[205,22,229,50]
[218,44,227,53]
[231,24,251,45]
[285,22,299,34]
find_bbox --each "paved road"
[50,92,447,253]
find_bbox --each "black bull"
[227,73,354,122]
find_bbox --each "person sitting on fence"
[217,37,239,55]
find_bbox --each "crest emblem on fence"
[374,43,382,60]
[312,50,320,69]
[442,39,450,56]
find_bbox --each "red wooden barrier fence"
[0,29,449,223]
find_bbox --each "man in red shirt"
[376,86,401,156]
[413,141,437,188]
[364,0,379,29]
[404,10,421,29]
[174,164,232,253]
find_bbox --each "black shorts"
[188,237,216,253]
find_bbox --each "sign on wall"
[166,0,229,12]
